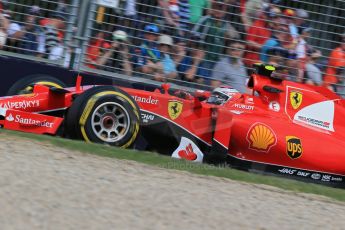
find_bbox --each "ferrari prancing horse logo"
[290,91,303,109]
[168,101,183,120]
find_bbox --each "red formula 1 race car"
[1,64,344,187]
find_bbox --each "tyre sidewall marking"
[35,81,64,88]
[121,122,139,148]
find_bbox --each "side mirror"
[194,90,211,109]
[194,90,211,101]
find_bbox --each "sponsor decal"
[321,174,331,182]
[278,169,337,181]
[132,95,159,105]
[311,173,321,180]
[0,100,40,110]
[269,101,280,112]
[6,113,53,128]
[331,177,343,182]
[297,116,331,130]
[278,168,296,175]
[290,91,303,109]
[292,100,334,132]
[246,123,277,152]
[141,113,155,123]
[178,144,197,161]
[168,100,183,120]
[172,137,204,162]
[286,136,303,159]
[6,113,14,122]
[296,171,310,177]
[246,97,254,104]
[232,104,254,110]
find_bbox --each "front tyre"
[7,74,66,96]
[65,86,140,148]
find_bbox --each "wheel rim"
[91,102,130,143]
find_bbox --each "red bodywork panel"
[0,84,78,134]
[219,74,345,176]
[3,109,63,135]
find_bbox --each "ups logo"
[286,136,303,159]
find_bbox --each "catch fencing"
[0,0,344,94]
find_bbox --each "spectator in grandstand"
[159,4,181,37]
[124,0,136,18]
[158,0,190,37]
[283,50,298,81]
[6,6,42,55]
[304,48,323,86]
[295,26,312,82]
[137,0,158,24]
[175,38,208,84]
[241,0,265,31]
[211,40,247,93]
[154,34,177,81]
[173,38,187,69]
[266,46,288,67]
[85,30,111,69]
[338,68,345,95]
[225,0,246,40]
[120,0,137,39]
[283,8,297,42]
[192,0,239,78]
[158,0,178,30]
[40,6,68,60]
[276,11,299,81]
[268,6,284,31]
[132,24,161,76]
[0,9,9,49]
[260,25,289,63]
[176,0,190,35]
[189,0,210,26]
[324,33,345,92]
[266,47,291,80]
[96,30,133,76]
[244,4,275,68]
[290,9,309,39]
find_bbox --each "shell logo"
[246,123,277,152]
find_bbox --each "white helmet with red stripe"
[207,86,240,105]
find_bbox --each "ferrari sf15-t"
[0,64,344,187]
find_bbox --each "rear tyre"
[7,74,66,96]
[65,86,140,148]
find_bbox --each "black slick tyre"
[65,86,140,148]
[7,74,66,96]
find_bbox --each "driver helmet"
[207,86,240,105]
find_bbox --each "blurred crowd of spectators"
[0,0,344,93]
[0,1,69,61]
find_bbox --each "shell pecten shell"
[247,123,277,152]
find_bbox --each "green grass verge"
[1,129,345,202]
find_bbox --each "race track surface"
[0,134,344,230]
